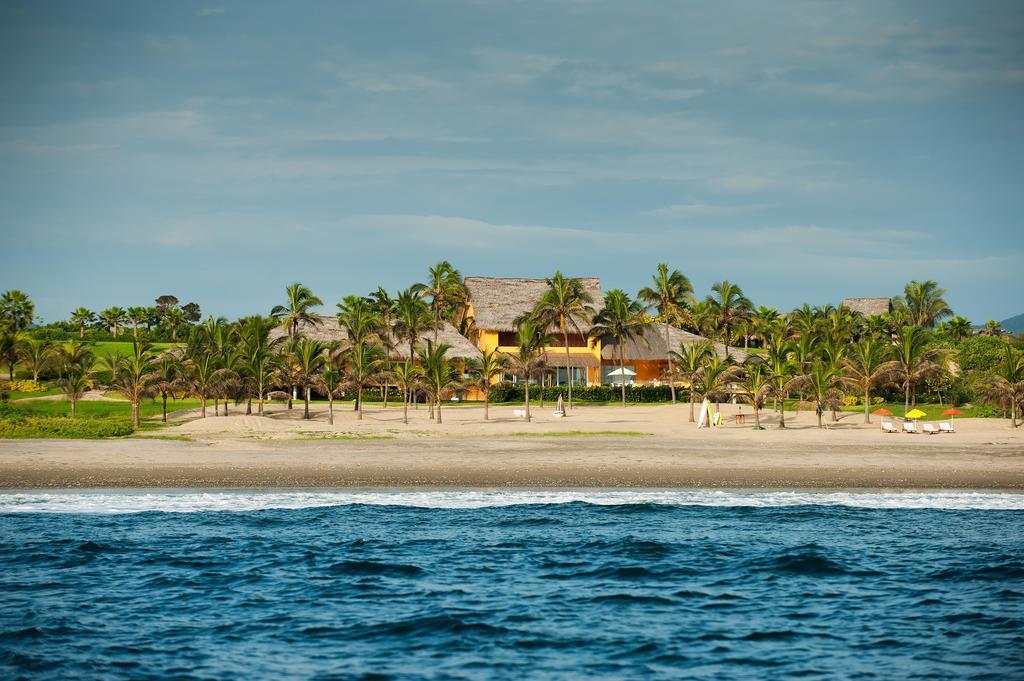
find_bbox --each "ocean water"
[1,491,1023,679]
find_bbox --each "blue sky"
[2,0,1022,325]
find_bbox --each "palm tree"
[704,280,753,357]
[420,261,465,344]
[126,306,148,339]
[183,331,229,418]
[531,271,596,410]
[843,338,896,423]
[0,290,34,332]
[894,279,952,328]
[505,319,553,422]
[789,304,821,340]
[984,320,1006,336]
[153,352,182,423]
[738,360,772,428]
[107,340,158,426]
[164,307,186,341]
[692,353,739,417]
[980,344,1024,427]
[240,316,282,416]
[670,341,714,422]
[764,330,796,429]
[394,287,433,361]
[891,326,944,415]
[942,316,973,342]
[100,306,127,338]
[590,289,649,407]
[55,340,95,418]
[638,264,693,405]
[464,348,509,420]
[70,307,96,339]
[750,306,780,347]
[292,337,325,420]
[418,340,460,423]
[315,364,345,425]
[794,360,845,428]
[16,335,53,385]
[271,282,324,338]
[346,341,383,420]
[369,288,397,407]
[388,360,424,424]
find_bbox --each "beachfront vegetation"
[1,270,1023,434]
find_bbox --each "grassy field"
[8,397,204,420]
[90,341,181,357]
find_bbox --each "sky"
[2,0,1022,325]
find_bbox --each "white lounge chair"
[922,423,939,435]
[903,421,919,434]
[881,421,899,433]
[513,409,527,418]
[939,421,955,433]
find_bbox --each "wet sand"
[1,403,1022,490]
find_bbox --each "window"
[497,331,518,347]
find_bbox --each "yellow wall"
[473,325,602,386]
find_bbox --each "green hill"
[1001,313,1024,334]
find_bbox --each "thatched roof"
[539,351,600,368]
[269,316,481,361]
[600,325,743,362]
[464,276,603,333]
[841,297,892,317]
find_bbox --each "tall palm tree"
[738,360,772,428]
[164,307,186,341]
[393,287,433,362]
[788,304,821,340]
[315,364,345,425]
[346,341,383,421]
[418,340,460,424]
[388,360,424,425]
[692,352,739,417]
[271,282,324,338]
[464,348,509,420]
[704,280,753,358]
[0,290,34,332]
[794,360,845,429]
[894,279,952,328]
[369,287,397,407]
[531,271,596,410]
[240,316,282,416]
[891,325,944,415]
[153,352,182,423]
[107,340,159,426]
[764,330,796,429]
[16,335,53,385]
[292,337,325,420]
[843,338,896,423]
[750,306,780,347]
[590,289,649,407]
[638,263,693,405]
[420,261,466,344]
[942,316,973,342]
[70,307,96,339]
[505,319,553,422]
[55,340,94,417]
[669,341,714,422]
[100,306,127,338]
[183,331,230,418]
[126,306,148,339]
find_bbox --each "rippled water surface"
[2,492,1023,679]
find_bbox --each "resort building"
[601,326,742,386]
[841,297,892,317]
[463,276,604,386]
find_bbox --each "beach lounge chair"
[922,423,939,435]
[939,421,955,433]
[513,409,527,418]
[903,421,919,434]
[881,421,899,433]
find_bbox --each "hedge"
[0,404,134,439]
[488,384,677,403]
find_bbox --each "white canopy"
[606,367,636,376]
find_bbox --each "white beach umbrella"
[607,367,637,376]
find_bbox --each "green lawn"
[89,341,181,357]
[8,397,203,420]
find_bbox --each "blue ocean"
[1,490,1023,679]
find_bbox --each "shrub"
[0,414,134,439]
[843,395,860,407]
[0,380,46,393]
[490,384,677,403]
[956,336,1010,372]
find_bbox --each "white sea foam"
[0,490,1022,513]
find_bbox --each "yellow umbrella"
[905,408,927,420]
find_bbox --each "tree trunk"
[484,392,489,420]
[689,390,696,422]
[214,397,219,416]
[357,387,363,420]
[327,398,334,425]
[303,389,310,420]
[904,379,910,416]
[403,388,409,424]
[754,406,760,428]
[162,394,168,423]
[258,390,265,416]
[817,407,823,428]
[80,323,85,339]
[524,378,531,422]
[133,322,138,339]
[436,399,442,424]
[224,396,229,416]
[246,398,252,415]
[619,339,626,408]
[71,397,77,418]
[665,321,676,405]
[564,324,573,410]
[864,386,871,424]
[200,396,207,417]
[778,385,787,429]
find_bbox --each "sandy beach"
[2,402,1022,489]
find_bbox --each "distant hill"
[1000,313,1024,334]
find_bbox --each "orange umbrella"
[942,408,963,417]
[872,408,893,415]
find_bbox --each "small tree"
[388,360,424,424]
[418,340,460,424]
[505,320,553,422]
[315,365,345,425]
[464,348,509,420]
[16,335,54,385]
[591,289,649,408]
[738,361,772,428]
[108,341,159,426]
[670,341,714,422]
